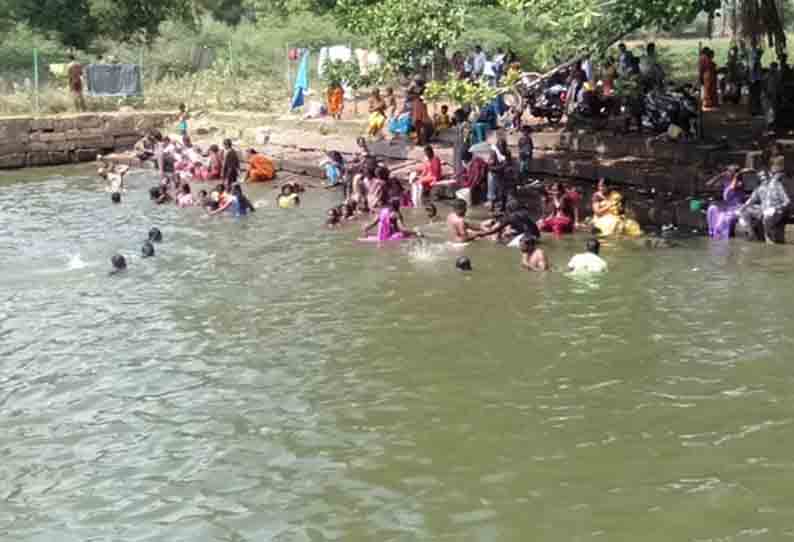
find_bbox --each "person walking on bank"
[66,54,86,112]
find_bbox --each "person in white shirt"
[581,54,593,82]
[472,46,487,78]
[568,238,608,273]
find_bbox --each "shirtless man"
[66,54,86,112]
[447,199,481,243]
[520,236,549,271]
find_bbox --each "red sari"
[539,194,574,235]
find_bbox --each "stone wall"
[0,112,174,169]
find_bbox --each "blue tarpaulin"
[290,51,310,110]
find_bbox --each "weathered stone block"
[31,118,54,131]
[0,142,28,155]
[30,141,70,152]
[74,148,99,162]
[105,114,136,135]
[26,151,51,166]
[48,151,70,165]
[114,135,140,149]
[51,118,76,132]
[39,132,66,143]
[0,117,32,143]
[0,153,26,169]
[74,115,102,130]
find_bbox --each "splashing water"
[405,240,448,263]
[67,254,87,270]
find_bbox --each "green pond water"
[2,168,794,541]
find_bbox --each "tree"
[6,0,195,48]
[335,0,467,67]
[195,0,247,25]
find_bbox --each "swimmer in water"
[568,238,608,273]
[98,161,129,193]
[277,184,301,208]
[362,198,422,239]
[141,241,155,258]
[197,190,210,208]
[111,192,121,204]
[209,184,233,215]
[425,203,439,223]
[110,254,127,275]
[456,256,472,271]
[446,199,482,243]
[149,227,163,243]
[150,186,172,205]
[520,236,549,271]
[326,207,342,228]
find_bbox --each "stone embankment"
[0,112,174,169]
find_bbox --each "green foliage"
[451,6,541,69]
[320,58,359,87]
[499,0,722,64]
[335,0,467,67]
[7,0,98,49]
[435,78,499,110]
[195,0,248,25]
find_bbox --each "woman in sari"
[328,83,344,120]
[245,149,276,183]
[361,198,419,242]
[700,48,718,110]
[706,166,749,239]
[537,182,575,235]
[368,88,387,138]
[591,189,642,236]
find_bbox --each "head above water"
[520,236,537,254]
[182,183,191,194]
[141,241,155,258]
[586,238,601,255]
[456,256,472,272]
[425,203,437,218]
[149,227,163,243]
[453,198,468,217]
[111,192,121,204]
[149,186,161,200]
[111,254,127,271]
[281,184,294,196]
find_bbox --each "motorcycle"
[641,85,698,135]
[508,71,569,125]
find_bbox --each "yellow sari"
[592,192,642,237]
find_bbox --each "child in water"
[362,198,422,240]
[326,207,342,228]
[320,151,345,187]
[520,236,549,271]
[425,203,439,223]
[277,185,300,208]
[447,199,481,243]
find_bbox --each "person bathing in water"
[362,198,422,241]
[447,199,482,243]
[520,236,549,271]
[277,184,301,208]
[568,238,608,273]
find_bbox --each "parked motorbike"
[509,71,569,125]
[641,85,698,135]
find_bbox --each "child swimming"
[520,236,549,271]
[277,184,301,208]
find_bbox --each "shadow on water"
[2,167,794,541]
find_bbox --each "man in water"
[447,199,481,243]
[520,236,549,271]
[568,238,608,273]
[110,254,127,275]
[141,242,155,258]
[478,199,540,245]
[739,156,791,243]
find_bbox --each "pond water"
[2,168,794,542]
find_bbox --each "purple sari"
[707,182,746,240]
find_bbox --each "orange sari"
[328,86,344,116]
[247,154,275,182]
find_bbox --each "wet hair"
[456,256,472,271]
[223,138,233,149]
[149,227,163,243]
[199,189,208,198]
[149,186,161,200]
[586,238,600,255]
[328,150,344,165]
[141,241,155,258]
[424,145,435,159]
[520,236,537,254]
[425,203,437,218]
[453,198,467,215]
[111,254,127,271]
[182,183,191,194]
[376,166,390,181]
[179,102,186,112]
[111,192,121,204]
